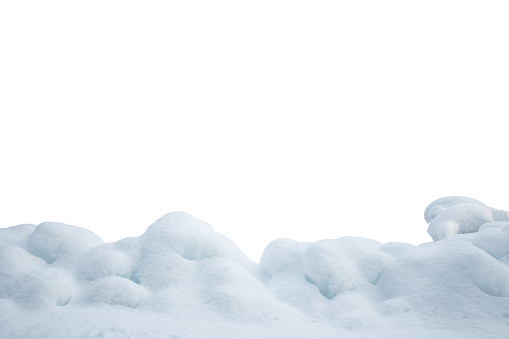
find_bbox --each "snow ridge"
[1,197,508,338]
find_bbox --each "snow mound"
[425,196,509,240]
[77,244,133,281]
[89,276,149,308]
[0,224,36,251]
[28,222,103,264]
[301,237,390,299]
[137,212,264,289]
[0,199,508,338]
[13,267,75,307]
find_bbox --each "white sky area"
[0,0,508,262]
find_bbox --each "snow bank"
[425,196,509,240]
[1,198,508,338]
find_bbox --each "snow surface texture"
[1,197,509,338]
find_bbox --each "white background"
[1,0,508,261]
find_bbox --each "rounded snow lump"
[142,212,255,267]
[302,237,384,299]
[0,245,46,277]
[78,244,133,281]
[14,267,75,308]
[89,276,148,308]
[28,222,103,263]
[260,238,305,276]
[0,224,36,251]
[425,197,493,241]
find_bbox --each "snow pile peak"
[1,198,509,338]
[425,196,509,240]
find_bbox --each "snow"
[28,222,104,264]
[89,276,149,308]
[1,197,509,338]
[425,196,509,241]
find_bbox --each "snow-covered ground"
[1,197,508,338]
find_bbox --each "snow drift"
[1,197,508,338]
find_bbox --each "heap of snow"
[1,198,509,338]
[425,196,509,241]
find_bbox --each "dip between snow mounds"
[0,197,508,338]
